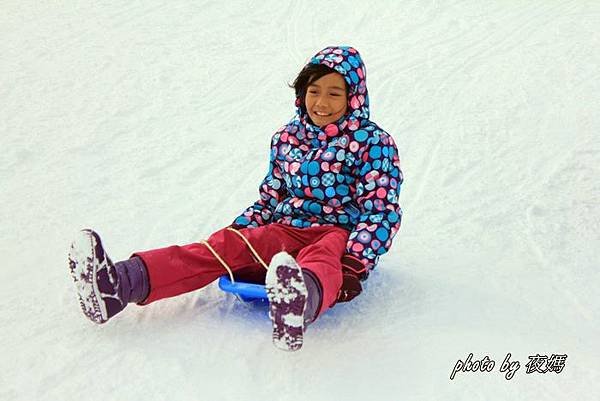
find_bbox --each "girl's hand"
[337,254,366,303]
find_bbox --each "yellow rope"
[199,240,235,283]
[226,227,269,270]
[198,228,268,286]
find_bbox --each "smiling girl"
[68,45,404,351]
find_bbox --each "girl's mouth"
[314,111,332,117]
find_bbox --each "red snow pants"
[132,223,350,318]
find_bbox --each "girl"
[68,45,404,352]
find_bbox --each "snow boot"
[68,229,148,324]
[266,251,319,351]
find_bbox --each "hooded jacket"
[233,45,403,276]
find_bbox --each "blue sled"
[218,275,268,302]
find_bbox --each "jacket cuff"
[341,254,368,277]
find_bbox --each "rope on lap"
[199,240,235,283]
[226,227,269,270]
[198,227,269,285]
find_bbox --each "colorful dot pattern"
[234,46,403,273]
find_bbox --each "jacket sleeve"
[232,136,287,229]
[345,131,403,275]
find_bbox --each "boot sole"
[68,229,108,324]
[266,252,308,352]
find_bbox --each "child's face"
[305,72,348,127]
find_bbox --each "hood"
[295,45,370,127]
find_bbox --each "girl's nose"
[314,95,328,107]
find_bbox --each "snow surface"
[2,1,599,400]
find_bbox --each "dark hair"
[288,63,349,112]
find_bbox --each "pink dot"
[324,124,339,137]
[352,243,364,252]
[321,162,330,171]
[357,67,363,79]
[377,188,387,198]
[349,141,359,152]
[350,96,360,109]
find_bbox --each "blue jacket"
[234,45,403,274]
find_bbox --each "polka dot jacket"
[233,45,403,274]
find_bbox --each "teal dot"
[370,146,381,158]
[389,211,399,223]
[309,202,322,214]
[348,56,360,68]
[235,217,250,225]
[308,161,320,175]
[349,70,359,84]
[337,185,349,196]
[325,187,336,197]
[354,130,368,142]
[312,189,325,200]
[376,228,389,241]
[360,162,372,175]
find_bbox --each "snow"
[2,1,599,400]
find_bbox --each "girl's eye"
[308,90,342,97]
